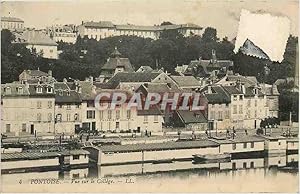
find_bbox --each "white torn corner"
[234,9,291,62]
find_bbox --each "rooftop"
[106,72,161,89]
[1,16,24,22]
[99,140,219,153]
[15,30,58,46]
[176,110,207,124]
[170,76,200,88]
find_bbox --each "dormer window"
[17,87,23,94]
[58,89,63,96]
[5,87,11,95]
[36,86,42,93]
[47,87,53,93]
[67,90,70,96]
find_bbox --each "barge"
[1,149,90,174]
[193,153,231,163]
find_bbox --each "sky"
[1,0,298,39]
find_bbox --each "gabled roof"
[101,58,134,71]
[138,83,182,93]
[170,76,200,88]
[222,85,243,95]
[244,86,264,97]
[219,74,258,86]
[106,72,162,89]
[21,69,48,77]
[259,83,280,96]
[176,110,207,124]
[202,86,231,104]
[1,16,24,22]
[137,106,163,116]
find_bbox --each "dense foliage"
[1,27,298,122]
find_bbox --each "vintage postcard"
[0,0,299,193]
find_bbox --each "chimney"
[207,85,212,94]
[241,83,246,94]
[77,85,82,93]
[89,76,94,84]
[48,70,52,77]
[63,78,67,83]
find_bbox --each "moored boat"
[193,153,231,163]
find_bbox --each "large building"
[1,16,24,31]
[13,30,58,59]
[77,21,203,40]
[46,24,77,44]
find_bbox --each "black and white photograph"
[0,0,299,192]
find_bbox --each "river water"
[1,154,299,192]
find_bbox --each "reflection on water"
[2,154,299,192]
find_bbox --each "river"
[1,154,299,192]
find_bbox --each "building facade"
[46,24,77,44]
[77,21,203,40]
[1,16,24,31]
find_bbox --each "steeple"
[110,46,122,58]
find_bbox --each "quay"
[1,149,90,174]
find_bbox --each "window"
[250,161,254,168]
[74,113,79,121]
[99,111,104,120]
[17,87,23,94]
[232,143,236,150]
[37,101,42,109]
[210,111,215,120]
[22,123,26,132]
[56,114,62,122]
[116,110,120,120]
[251,142,254,148]
[50,49,53,53]
[254,110,257,118]
[108,110,112,120]
[218,111,223,120]
[239,105,243,114]
[67,105,71,110]
[233,95,237,101]
[72,173,79,179]
[73,155,80,160]
[144,116,148,123]
[67,114,71,121]
[6,124,10,132]
[239,95,243,100]
[58,105,63,108]
[278,142,281,146]
[255,100,257,107]
[154,115,158,123]
[233,105,237,114]
[48,101,52,108]
[127,110,131,119]
[76,104,80,108]
[36,86,42,93]
[243,142,247,148]
[243,162,247,169]
[232,162,236,170]
[5,87,11,94]
[116,122,120,129]
[48,113,52,121]
[247,100,251,107]
[37,113,42,121]
[47,87,53,93]
[87,110,95,119]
